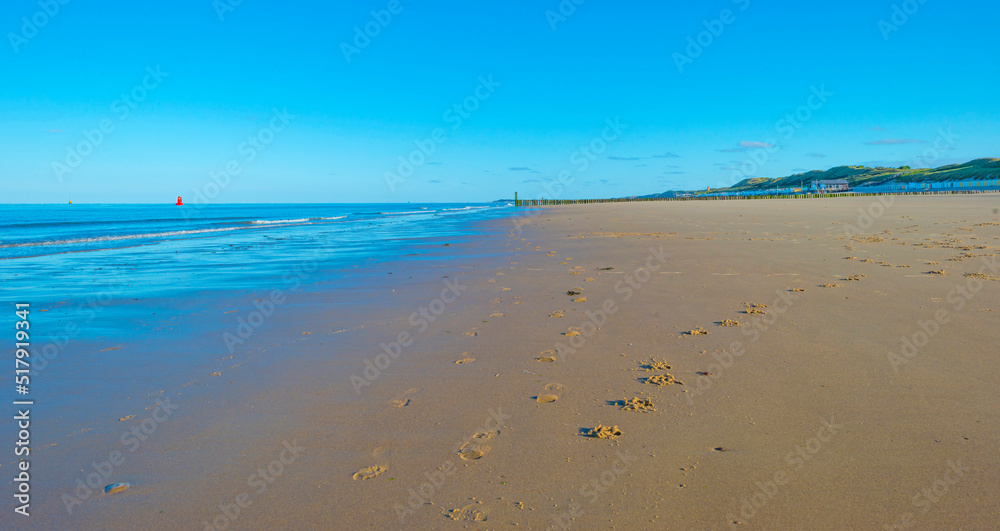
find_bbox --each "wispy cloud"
[47,129,63,133]
[864,138,927,145]
[717,141,776,153]
[508,166,533,171]
[522,179,541,183]
[806,152,826,158]
[739,141,775,149]
[868,126,886,131]
[608,152,680,161]
[428,179,442,183]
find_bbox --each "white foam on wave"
[250,218,310,225]
[0,227,245,249]
[377,210,435,215]
[441,206,489,212]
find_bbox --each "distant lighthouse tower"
[176,196,183,206]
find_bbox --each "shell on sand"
[104,483,131,495]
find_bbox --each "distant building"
[811,179,849,192]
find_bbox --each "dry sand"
[59,195,1000,529]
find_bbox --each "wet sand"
[26,195,1000,529]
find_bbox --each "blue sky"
[2,0,998,203]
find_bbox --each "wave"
[0,216,250,230]
[0,227,245,249]
[310,216,347,221]
[249,218,311,225]
[441,206,489,211]
[376,210,436,215]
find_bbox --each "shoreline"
[14,195,1000,529]
[515,188,1000,206]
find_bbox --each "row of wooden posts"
[512,189,998,207]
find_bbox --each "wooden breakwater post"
[514,192,518,207]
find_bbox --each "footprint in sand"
[119,415,135,422]
[535,350,557,362]
[618,398,656,412]
[549,311,565,318]
[444,499,487,521]
[643,374,683,386]
[458,442,489,460]
[544,383,564,391]
[455,354,476,364]
[716,319,741,327]
[573,297,587,303]
[352,465,387,480]
[638,359,672,371]
[681,329,708,336]
[474,430,499,440]
[789,288,806,292]
[391,398,410,407]
[820,283,840,288]
[585,278,595,281]
[536,394,559,403]
[583,425,622,439]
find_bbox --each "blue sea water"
[0,203,515,304]
[0,203,519,523]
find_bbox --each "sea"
[0,203,516,304]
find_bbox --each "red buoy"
[176,196,183,206]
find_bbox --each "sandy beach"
[20,194,1000,530]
